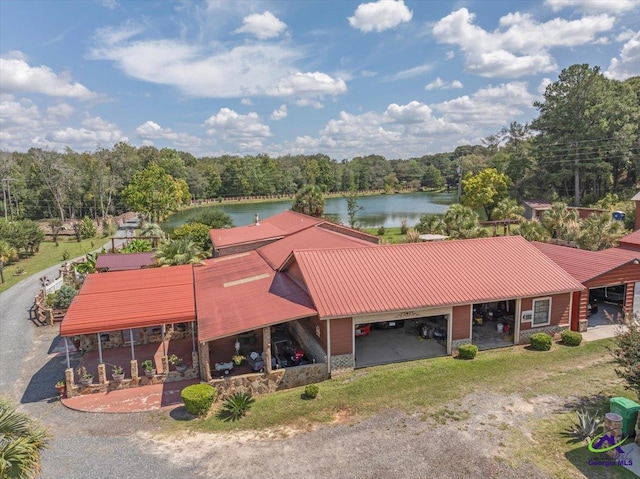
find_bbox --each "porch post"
[161,324,166,357]
[263,326,272,374]
[129,329,135,360]
[191,321,196,352]
[64,336,70,369]
[97,333,103,364]
[199,341,211,381]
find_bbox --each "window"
[532,298,551,326]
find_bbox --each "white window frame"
[532,297,552,327]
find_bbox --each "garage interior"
[588,285,625,327]
[354,315,448,368]
[472,300,516,350]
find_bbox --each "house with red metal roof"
[618,229,640,252]
[522,200,607,220]
[95,252,156,272]
[533,242,640,331]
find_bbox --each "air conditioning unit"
[521,310,533,322]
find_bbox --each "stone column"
[191,351,199,371]
[161,356,169,375]
[97,363,107,385]
[263,327,272,374]
[131,359,139,382]
[604,412,623,459]
[199,341,211,381]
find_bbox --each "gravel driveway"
[0,228,554,479]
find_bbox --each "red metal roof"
[257,226,377,270]
[619,229,640,250]
[210,210,322,248]
[532,242,640,283]
[195,251,316,342]
[286,236,584,319]
[95,252,156,271]
[61,265,195,336]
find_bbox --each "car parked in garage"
[372,320,405,330]
[355,323,371,336]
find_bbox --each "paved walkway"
[582,323,620,341]
[61,378,199,413]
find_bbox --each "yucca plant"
[221,392,255,421]
[573,408,601,442]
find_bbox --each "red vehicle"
[355,323,371,336]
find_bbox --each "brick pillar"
[191,351,199,372]
[263,326,272,374]
[130,359,138,380]
[161,356,169,375]
[97,363,107,385]
[65,368,75,387]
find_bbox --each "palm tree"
[541,202,579,239]
[0,400,50,479]
[415,214,446,235]
[0,240,17,265]
[291,185,324,218]
[155,238,205,266]
[443,204,487,239]
[139,223,165,247]
[491,198,524,235]
[516,219,549,242]
[74,252,97,274]
[577,213,627,251]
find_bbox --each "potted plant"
[141,359,155,378]
[232,354,245,366]
[168,354,187,373]
[55,380,66,396]
[77,366,93,387]
[111,365,125,382]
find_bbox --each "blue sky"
[1,0,638,159]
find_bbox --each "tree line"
[0,64,638,224]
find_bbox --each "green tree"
[516,219,549,242]
[461,168,509,219]
[415,214,446,235]
[292,185,324,218]
[0,399,50,479]
[541,202,579,239]
[443,204,487,239]
[121,164,184,223]
[191,209,233,229]
[344,189,363,229]
[120,239,152,253]
[172,222,212,252]
[156,238,206,266]
[74,252,97,275]
[420,165,445,189]
[577,213,627,251]
[491,198,525,235]
[79,217,97,239]
[139,223,166,241]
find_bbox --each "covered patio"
[60,265,199,396]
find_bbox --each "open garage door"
[588,284,625,327]
[354,310,450,368]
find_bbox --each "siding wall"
[519,292,571,331]
[300,315,327,351]
[451,305,471,340]
[330,317,353,355]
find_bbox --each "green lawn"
[363,226,406,244]
[179,340,636,478]
[0,237,101,293]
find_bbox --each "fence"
[45,275,64,294]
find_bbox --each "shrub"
[572,408,601,442]
[530,333,552,351]
[181,384,216,416]
[52,285,78,309]
[400,219,408,235]
[304,384,319,399]
[560,330,582,346]
[79,216,97,239]
[458,344,478,360]
[221,392,255,421]
[62,250,70,261]
[377,225,386,236]
[611,315,640,396]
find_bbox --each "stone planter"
[112,373,125,382]
[175,364,188,373]
[144,369,156,378]
[79,377,93,387]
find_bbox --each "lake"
[164,191,456,230]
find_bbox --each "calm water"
[164,191,456,230]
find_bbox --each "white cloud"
[605,31,640,80]
[425,77,464,90]
[240,97,253,105]
[270,104,288,120]
[432,82,536,125]
[382,64,432,82]
[203,108,271,150]
[348,0,412,33]
[136,120,202,147]
[91,31,347,102]
[616,29,636,42]
[234,11,287,39]
[46,103,74,118]
[432,8,615,77]
[445,51,455,60]
[545,0,640,13]
[0,54,97,99]
[593,36,610,44]
[99,0,118,10]
[46,115,125,145]
[538,77,552,94]
[360,70,378,77]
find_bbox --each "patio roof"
[195,251,317,342]
[532,242,640,283]
[61,265,196,336]
[619,229,640,250]
[283,236,584,319]
[95,252,156,271]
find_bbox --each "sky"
[0,0,639,160]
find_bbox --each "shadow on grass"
[169,406,195,421]
[217,409,239,422]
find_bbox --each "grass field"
[179,339,636,478]
[363,226,406,244]
[0,237,100,293]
